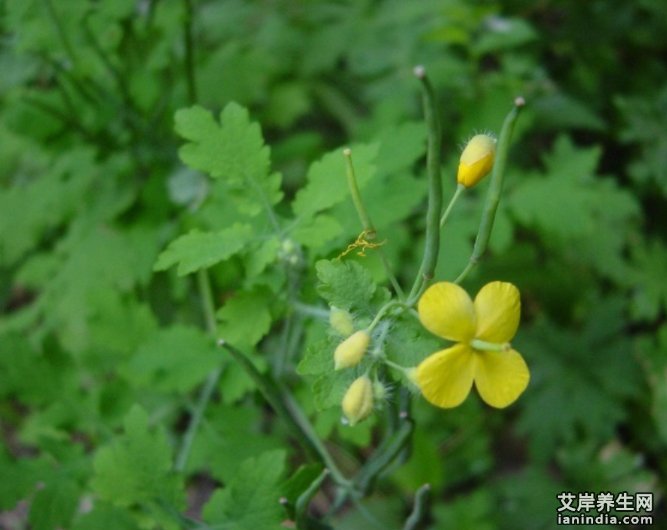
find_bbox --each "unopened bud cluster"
[329,308,377,425]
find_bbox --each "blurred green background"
[1,1,666,529]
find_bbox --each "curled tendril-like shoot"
[337,229,387,259]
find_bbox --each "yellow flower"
[416,281,529,408]
[457,134,496,188]
[334,330,370,370]
[342,375,374,425]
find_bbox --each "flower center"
[470,338,511,352]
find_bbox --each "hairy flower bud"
[329,306,355,337]
[342,375,374,426]
[457,134,496,188]
[334,330,370,370]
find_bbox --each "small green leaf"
[217,289,273,348]
[174,103,282,211]
[92,405,184,508]
[297,339,334,377]
[122,325,222,393]
[154,223,253,276]
[384,316,440,368]
[175,103,267,184]
[315,259,377,313]
[292,144,378,220]
[29,477,79,530]
[292,214,343,249]
[71,502,140,530]
[312,369,359,410]
[202,450,287,529]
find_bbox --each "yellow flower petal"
[473,349,529,408]
[418,282,476,342]
[474,281,520,343]
[416,344,475,408]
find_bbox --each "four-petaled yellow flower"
[416,281,529,408]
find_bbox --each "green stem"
[354,420,414,495]
[197,270,218,336]
[279,385,350,487]
[275,268,300,378]
[42,0,77,66]
[384,359,412,376]
[220,340,350,487]
[343,148,374,231]
[312,83,360,134]
[367,300,404,331]
[439,184,465,228]
[183,0,198,104]
[403,484,432,530]
[174,366,222,472]
[175,270,220,472]
[343,149,404,299]
[455,97,525,285]
[295,469,330,529]
[293,302,330,319]
[407,66,443,305]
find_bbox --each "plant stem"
[183,0,198,104]
[293,302,330,319]
[219,340,351,487]
[278,384,350,487]
[407,66,443,306]
[175,269,220,472]
[439,184,464,228]
[455,97,525,285]
[343,149,404,299]
[353,419,414,495]
[367,300,404,331]
[197,270,218,336]
[403,484,432,530]
[295,469,330,530]
[174,366,222,472]
[42,0,77,66]
[343,148,374,231]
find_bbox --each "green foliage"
[517,300,642,461]
[154,224,254,276]
[202,450,287,529]
[122,325,222,393]
[175,103,283,213]
[315,259,380,314]
[92,406,184,510]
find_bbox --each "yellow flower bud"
[329,306,355,337]
[457,134,496,188]
[342,375,374,426]
[334,330,370,370]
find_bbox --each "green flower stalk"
[456,97,525,284]
[408,65,443,305]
